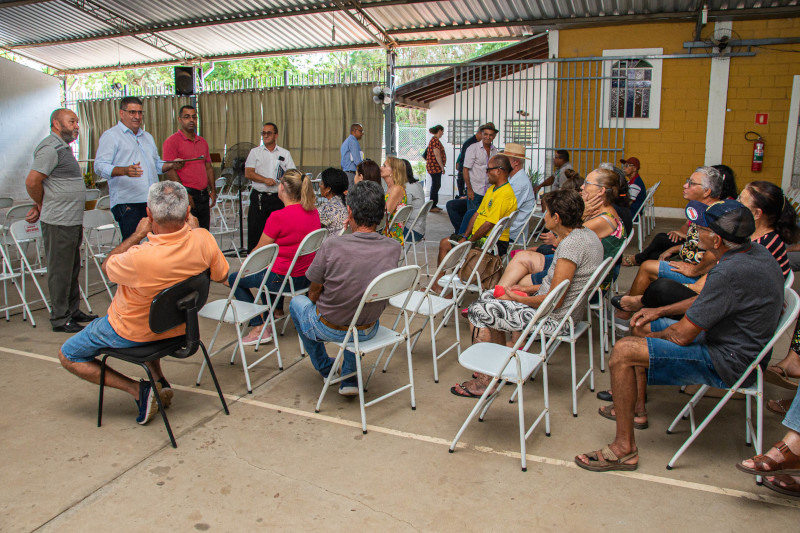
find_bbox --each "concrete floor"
[2,208,800,532]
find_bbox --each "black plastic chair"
[97,271,229,448]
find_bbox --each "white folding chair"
[82,210,119,299]
[437,215,511,306]
[449,279,570,471]
[386,204,413,256]
[633,182,659,251]
[315,265,421,434]
[2,204,35,253]
[645,181,661,234]
[0,232,29,322]
[379,241,473,383]
[94,195,111,210]
[540,257,615,416]
[593,230,636,366]
[402,200,433,274]
[505,209,542,263]
[339,225,353,236]
[209,207,242,265]
[9,220,51,326]
[196,244,279,393]
[666,287,800,474]
[785,269,794,289]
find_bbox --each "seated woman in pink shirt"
[232,170,321,345]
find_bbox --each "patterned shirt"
[318,196,349,236]
[678,223,704,264]
[426,136,446,174]
[755,230,790,278]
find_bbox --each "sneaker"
[614,317,631,332]
[241,325,273,346]
[338,382,359,396]
[158,378,173,409]
[135,380,161,425]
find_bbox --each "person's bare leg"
[619,294,644,313]
[59,349,139,398]
[456,326,505,394]
[145,359,165,382]
[616,260,660,320]
[576,336,650,467]
[739,429,800,471]
[497,251,545,287]
[772,349,800,379]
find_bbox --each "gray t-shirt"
[536,227,603,322]
[685,243,783,387]
[30,133,85,226]
[306,231,402,327]
[552,162,574,190]
[405,181,426,235]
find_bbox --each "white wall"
[424,63,549,196]
[0,58,61,199]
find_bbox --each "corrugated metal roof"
[0,0,798,73]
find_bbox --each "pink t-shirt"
[264,203,321,276]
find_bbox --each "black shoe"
[596,389,647,403]
[53,320,84,333]
[610,295,625,312]
[72,310,99,323]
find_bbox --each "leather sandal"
[575,445,638,472]
[765,366,799,390]
[766,398,793,416]
[763,474,800,498]
[736,440,800,476]
[598,403,648,429]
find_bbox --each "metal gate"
[451,58,633,185]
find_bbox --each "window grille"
[504,119,539,146]
[447,119,478,145]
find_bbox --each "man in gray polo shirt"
[289,181,401,396]
[25,108,97,332]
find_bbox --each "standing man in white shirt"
[244,122,295,252]
[462,122,498,211]
[340,123,364,190]
[94,96,184,241]
[499,143,536,242]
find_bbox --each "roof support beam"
[331,0,398,50]
[0,0,52,8]
[58,0,204,62]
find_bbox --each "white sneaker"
[338,384,359,396]
[241,326,273,346]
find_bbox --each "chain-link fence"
[396,124,428,179]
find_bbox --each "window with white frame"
[447,119,478,145]
[601,48,662,129]
[504,119,539,146]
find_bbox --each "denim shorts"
[657,260,700,284]
[645,318,726,388]
[61,316,149,363]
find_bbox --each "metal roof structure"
[1,0,798,74]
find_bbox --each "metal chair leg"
[140,364,177,448]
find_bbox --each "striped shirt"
[755,230,790,278]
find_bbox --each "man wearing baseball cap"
[576,199,784,472]
[620,156,646,215]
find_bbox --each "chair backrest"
[83,209,115,230]
[516,279,571,354]
[509,209,536,245]
[5,204,35,228]
[407,199,434,237]
[389,204,414,229]
[215,177,226,189]
[339,225,353,236]
[459,215,511,288]
[0,197,13,209]
[424,240,472,296]
[785,269,794,290]
[10,219,42,242]
[361,265,421,304]
[269,228,328,297]
[95,195,111,210]
[226,244,280,308]
[545,256,614,347]
[85,189,101,201]
[149,270,211,358]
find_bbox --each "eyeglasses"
[181,114,197,120]
[624,163,636,168]
[261,131,276,136]
[487,166,503,171]
[584,179,601,187]
[685,178,704,187]
[122,109,143,116]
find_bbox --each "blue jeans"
[403,227,423,242]
[289,295,379,387]
[446,197,469,233]
[228,270,310,326]
[658,260,700,284]
[61,316,148,363]
[111,202,148,241]
[468,193,484,212]
[531,254,555,285]
[645,318,726,388]
[783,389,800,433]
[458,209,477,235]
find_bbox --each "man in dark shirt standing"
[289,181,401,396]
[455,128,481,197]
[25,108,97,333]
[575,200,783,472]
[163,105,216,229]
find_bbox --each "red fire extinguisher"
[746,131,765,172]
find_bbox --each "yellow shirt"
[105,225,229,342]
[472,181,517,241]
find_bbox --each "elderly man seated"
[289,181,402,396]
[575,200,783,471]
[58,181,230,425]
[434,154,517,290]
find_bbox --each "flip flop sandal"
[736,440,800,476]
[767,398,793,416]
[764,366,799,391]
[621,256,637,267]
[763,474,800,498]
[574,445,638,472]
[610,295,625,312]
[450,382,483,398]
[598,403,649,429]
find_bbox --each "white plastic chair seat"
[437,273,480,294]
[333,325,404,352]
[96,223,116,232]
[199,299,269,324]
[458,344,544,381]
[388,291,452,316]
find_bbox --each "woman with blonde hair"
[381,155,409,243]
[232,169,321,345]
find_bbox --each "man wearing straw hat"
[499,143,536,243]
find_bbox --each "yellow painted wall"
[558,19,800,208]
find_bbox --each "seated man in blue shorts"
[575,200,784,472]
[58,182,229,426]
